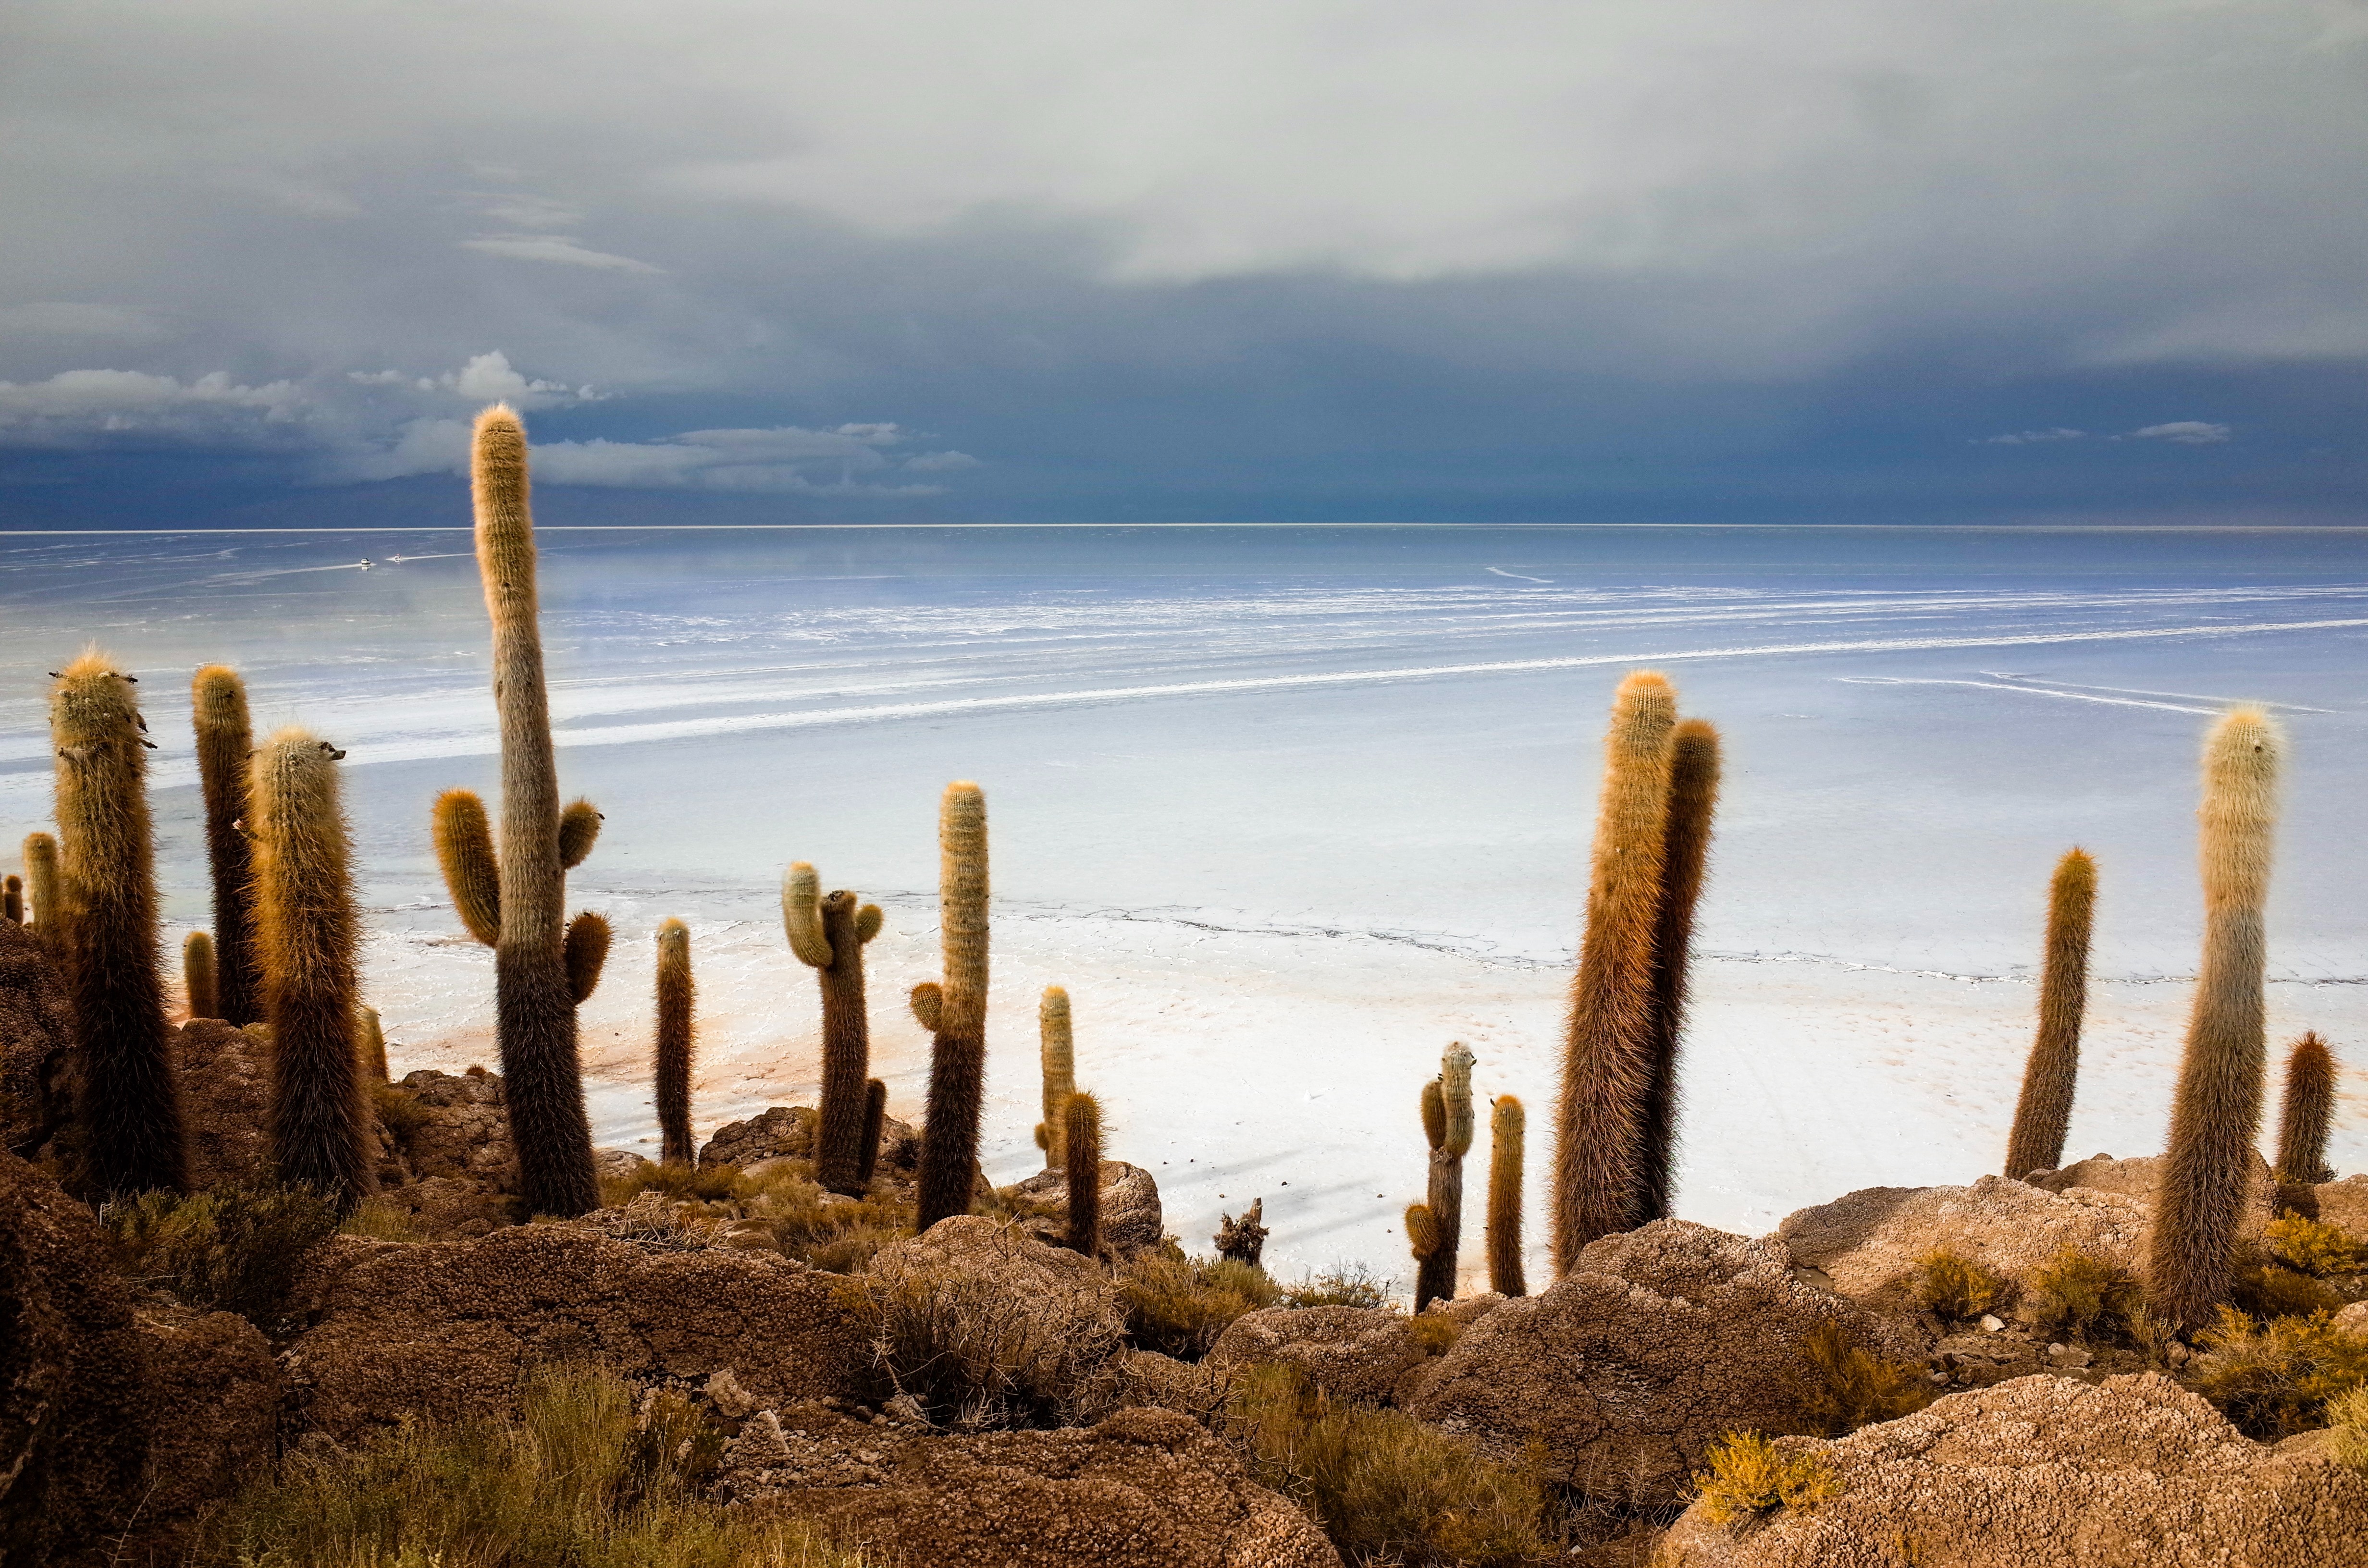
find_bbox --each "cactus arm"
[1406,1201,1440,1260]
[565,911,611,1005]
[910,981,942,1031]
[1441,1042,1476,1158]
[1421,1078,1446,1151]
[782,862,833,968]
[855,903,883,944]
[557,799,603,870]
[432,789,503,947]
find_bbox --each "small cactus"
[358,1005,389,1081]
[183,931,218,1021]
[192,665,263,1023]
[783,862,883,1196]
[1635,716,1719,1225]
[22,832,60,955]
[2003,848,2097,1179]
[52,651,188,1196]
[1216,1198,1269,1267]
[1063,1090,1103,1257]
[1488,1094,1526,1298]
[2150,710,2282,1333]
[1038,985,1076,1169]
[2273,1032,2336,1187]
[1417,1042,1475,1311]
[913,781,989,1232]
[857,1078,889,1188]
[251,729,374,1213]
[3,874,20,923]
[654,919,695,1166]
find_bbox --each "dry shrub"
[2026,1245,2142,1340]
[1410,1314,1462,1357]
[598,1157,913,1274]
[103,1182,339,1326]
[1228,1361,1546,1567]
[2230,1258,2344,1321]
[1691,1431,1840,1529]
[2327,1384,2368,1474]
[367,1079,430,1144]
[2263,1215,2368,1279]
[600,1158,747,1209]
[1795,1322,1934,1437]
[869,1260,1122,1429]
[1117,1250,1281,1360]
[1282,1263,1390,1309]
[1911,1249,2005,1323]
[339,1194,427,1242]
[191,1364,863,1567]
[2185,1307,2368,1439]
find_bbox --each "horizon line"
[3,522,2367,537]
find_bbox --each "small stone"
[1979,1314,2005,1333]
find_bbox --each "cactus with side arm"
[784,864,883,1195]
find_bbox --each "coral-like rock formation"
[1206,1306,1423,1406]
[1412,1219,1912,1504]
[129,1304,283,1556]
[175,1018,273,1188]
[1001,1159,1166,1257]
[2315,1173,2368,1240]
[1657,1373,2368,1568]
[871,1214,1126,1351]
[731,1404,1343,1567]
[0,918,74,1160]
[1779,1174,2151,1306]
[389,1067,517,1189]
[700,1102,919,1173]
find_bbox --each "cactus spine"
[2273,1032,2336,1186]
[1554,670,1677,1272]
[2149,709,2282,1333]
[1635,716,1719,1225]
[784,864,883,1195]
[913,781,989,1232]
[654,919,696,1166]
[1417,1043,1475,1311]
[428,405,604,1217]
[192,664,262,1023]
[183,931,218,1021]
[1038,985,1076,1168]
[51,652,188,1195]
[252,730,373,1213]
[1488,1094,1527,1298]
[359,1005,388,1082]
[23,833,60,955]
[857,1078,889,1188]
[1063,1091,1103,1256]
[2002,848,2097,1179]
[3,875,19,923]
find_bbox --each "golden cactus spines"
[432,789,502,947]
[1062,1090,1103,1257]
[2273,1032,2336,1187]
[3,874,20,923]
[654,919,696,1166]
[1406,1201,1440,1262]
[192,664,263,1023]
[1418,1042,1475,1311]
[1635,716,1718,1226]
[557,799,603,870]
[1487,1095,1527,1298]
[1554,670,1677,1272]
[251,729,374,1213]
[183,931,218,1021]
[2149,709,2282,1333]
[915,781,990,1232]
[52,651,188,1196]
[565,911,610,1005]
[783,862,882,1195]
[358,1005,389,1082]
[1038,985,1076,1168]
[2003,848,2097,1180]
[23,831,60,954]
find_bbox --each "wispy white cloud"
[335,413,940,493]
[0,368,309,447]
[457,234,663,273]
[348,350,597,410]
[901,449,979,472]
[2125,420,2232,445]
[1977,428,2085,446]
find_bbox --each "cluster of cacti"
[428,406,608,1219]
[785,864,884,1194]
[1063,1090,1103,1256]
[654,919,696,1165]
[193,664,262,1024]
[1487,1094,1525,1297]
[2002,848,2097,1179]
[1036,986,1075,1167]
[2273,1032,2335,1187]
[1413,1042,1475,1311]
[911,781,989,1232]
[2149,710,2282,1334]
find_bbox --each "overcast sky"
[2,0,2363,526]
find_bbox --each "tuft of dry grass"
[1911,1249,2005,1323]
[1281,1262,1390,1309]
[1692,1431,1840,1529]
[1228,1361,1547,1567]
[191,1364,866,1567]
[2184,1306,2368,1440]
[2025,1245,2142,1340]
[869,1258,1122,1430]
[102,1181,339,1326]
[2327,1384,2368,1474]
[1410,1314,1462,1358]
[1116,1250,1282,1360]
[1795,1322,1934,1437]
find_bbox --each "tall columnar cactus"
[857,1078,889,1188]
[654,919,696,1166]
[2273,1032,2336,1187]
[183,931,218,1021]
[52,652,187,1195]
[3,874,20,923]
[1635,716,1720,1226]
[358,1005,388,1082]
[428,405,607,1217]
[23,832,61,956]
[1037,985,1076,1168]
[912,781,988,1232]
[1488,1094,1527,1298]
[192,664,262,1024]
[1416,1043,1476,1311]
[784,864,883,1196]
[2002,848,2098,1179]
[1554,670,1677,1272]
[2149,709,2282,1334]
[1063,1090,1103,1257]
[252,730,373,1212]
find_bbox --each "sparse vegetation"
[1912,1248,2006,1323]
[2229,1257,2343,1321]
[1692,1430,1841,1528]
[1118,1248,1282,1358]
[2327,1384,2368,1474]
[102,1181,338,1325]
[1282,1262,1390,1309]
[2262,1214,2368,1279]
[1795,1321,1934,1436]
[869,1255,1122,1429]
[2027,1245,2143,1340]
[2184,1306,2368,1439]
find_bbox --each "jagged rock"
[0,1149,149,1567]
[1778,1175,2151,1309]
[1206,1307,1422,1406]
[735,1404,1343,1567]
[128,1304,283,1556]
[700,1102,920,1174]
[372,1175,513,1239]
[593,1147,645,1184]
[1656,1372,2368,1568]
[0,920,73,1164]
[388,1067,516,1191]
[282,1223,874,1440]
[1412,1219,1915,1505]
[176,1018,273,1188]
[1001,1160,1166,1257]
[2315,1174,2368,1240]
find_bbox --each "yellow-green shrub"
[1693,1431,1840,1528]
[1912,1249,2005,1323]
[1795,1322,1934,1437]
[2185,1307,2368,1439]
[2026,1246,2142,1339]
[2327,1384,2368,1473]
[1117,1250,1282,1359]
[1281,1264,1389,1309]
[103,1182,338,1326]
[2264,1215,2368,1279]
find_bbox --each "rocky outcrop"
[0,918,74,1161]
[128,1305,283,1555]
[731,1404,1343,1567]
[2034,1151,2278,1237]
[1778,1175,2150,1308]
[1098,1348,1233,1426]
[1002,1159,1166,1257]
[2316,1174,2368,1240]
[1412,1220,1914,1505]
[282,1224,875,1440]
[1657,1372,2368,1568]
[1206,1306,1422,1406]
[387,1067,516,1190]
[371,1174,514,1239]
[700,1102,921,1175]
[176,1018,273,1188]
[0,1149,149,1568]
